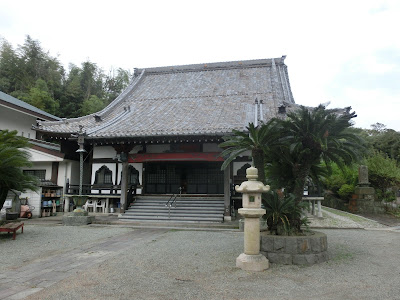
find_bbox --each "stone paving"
[0,228,167,300]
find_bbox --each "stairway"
[119,195,225,223]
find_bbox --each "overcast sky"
[1,0,399,131]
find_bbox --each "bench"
[302,197,324,218]
[0,222,24,240]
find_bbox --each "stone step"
[135,197,224,201]
[131,203,224,208]
[124,211,223,217]
[134,199,224,203]
[121,195,225,223]
[119,215,222,222]
[127,206,224,212]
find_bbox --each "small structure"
[349,165,384,213]
[235,166,270,271]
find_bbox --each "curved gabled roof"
[36,57,295,139]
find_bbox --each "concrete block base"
[236,253,269,271]
[63,212,94,226]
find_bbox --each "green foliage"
[0,130,38,208]
[269,105,364,205]
[365,151,400,202]
[323,163,357,200]
[219,121,278,183]
[81,95,105,115]
[262,190,308,235]
[365,123,400,162]
[338,184,355,200]
[0,35,131,118]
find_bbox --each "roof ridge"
[97,68,146,118]
[136,57,287,75]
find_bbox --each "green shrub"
[366,151,400,202]
[338,184,355,200]
[323,163,357,200]
[262,191,308,235]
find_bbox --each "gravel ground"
[309,207,388,229]
[11,226,398,300]
[0,225,133,272]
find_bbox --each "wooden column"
[224,162,231,221]
[51,162,59,184]
[120,159,129,213]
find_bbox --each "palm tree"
[219,122,278,183]
[274,105,364,205]
[0,130,38,208]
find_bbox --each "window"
[94,166,113,185]
[129,166,139,185]
[23,170,46,180]
[104,172,112,184]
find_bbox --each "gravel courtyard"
[0,224,399,300]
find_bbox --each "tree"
[365,123,400,162]
[81,95,105,115]
[26,79,59,114]
[219,122,278,183]
[104,67,131,104]
[0,130,38,209]
[275,105,364,203]
[0,39,19,92]
[366,151,400,202]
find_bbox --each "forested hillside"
[0,35,131,118]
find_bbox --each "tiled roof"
[0,90,61,121]
[36,57,296,139]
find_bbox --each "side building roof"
[0,90,61,121]
[35,57,296,140]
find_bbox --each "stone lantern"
[235,166,270,271]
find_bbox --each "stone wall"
[323,193,349,211]
[260,231,328,265]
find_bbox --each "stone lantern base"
[62,211,94,226]
[236,253,269,272]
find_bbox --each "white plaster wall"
[21,162,53,181]
[58,161,68,192]
[20,189,41,218]
[147,144,170,153]
[26,148,63,162]
[93,146,116,159]
[233,161,252,176]
[203,143,222,152]
[0,106,37,138]
[131,163,143,194]
[68,161,80,185]
[57,159,87,189]
[115,163,143,194]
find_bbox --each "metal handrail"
[165,187,182,218]
[165,194,176,207]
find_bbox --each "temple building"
[34,56,296,221]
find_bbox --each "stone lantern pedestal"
[235,166,270,272]
[63,195,94,226]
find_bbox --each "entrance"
[144,162,224,194]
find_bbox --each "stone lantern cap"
[235,166,270,194]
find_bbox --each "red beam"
[129,152,224,163]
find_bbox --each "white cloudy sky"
[1,0,399,130]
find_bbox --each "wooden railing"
[66,184,121,195]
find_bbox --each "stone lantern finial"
[246,166,258,181]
